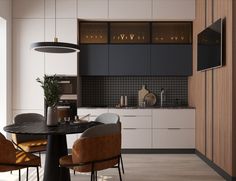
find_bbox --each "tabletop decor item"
[144,92,157,107]
[36,74,59,126]
[138,85,149,107]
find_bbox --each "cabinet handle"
[123,115,136,117]
[58,80,70,84]
[123,128,137,130]
[167,128,181,130]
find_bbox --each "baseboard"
[68,148,195,154]
[195,150,236,181]
[121,149,195,154]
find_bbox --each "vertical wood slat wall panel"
[193,0,206,156]
[232,0,236,176]
[212,0,221,171]
[213,0,232,174]
[206,0,213,161]
[189,0,234,176]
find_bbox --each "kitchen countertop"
[78,106,195,109]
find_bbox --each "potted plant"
[36,74,59,126]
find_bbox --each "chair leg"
[26,167,28,181]
[92,172,94,181]
[91,163,95,181]
[18,169,21,181]
[39,152,42,167]
[74,170,75,175]
[120,155,125,174]
[36,167,39,181]
[90,171,94,181]
[10,170,12,174]
[95,171,98,181]
[118,159,122,181]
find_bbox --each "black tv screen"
[197,18,223,71]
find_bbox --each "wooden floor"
[0,154,225,181]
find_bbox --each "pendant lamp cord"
[54,0,57,39]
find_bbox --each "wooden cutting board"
[144,92,157,106]
[138,85,149,106]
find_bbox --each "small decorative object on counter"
[119,95,128,107]
[36,74,59,126]
[144,92,157,107]
[120,96,124,107]
[140,100,146,108]
[138,85,149,107]
[124,96,128,107]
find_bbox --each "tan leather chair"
[12,113,47,154]
[60,124,122,181]
[0,133,40,181]
[94,113,125,174]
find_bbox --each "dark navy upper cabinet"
[78,21,192,76]
[150,45,192,76]
[79,45,109,76]
[109,45,150,76]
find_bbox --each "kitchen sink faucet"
[160,88,165,107]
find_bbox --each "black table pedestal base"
[43,135,70,181]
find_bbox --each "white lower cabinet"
[121,115,152,148]
[109,109,152,149]
[122,128,152,148]
[153,128,195,148]
[152,109,195,149]
[76,108,195,149]
[152,109,195,129]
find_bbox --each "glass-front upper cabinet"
[79,21,192,44]
[79,22,108,44]
[152,22,192,44]
[110,22,150,44]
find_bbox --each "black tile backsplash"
[81,76,188,107]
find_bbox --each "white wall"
[0,18,7,134]
[0,0,12,135]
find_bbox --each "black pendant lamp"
[31,0,80,53]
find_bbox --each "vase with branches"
[36,74,59,126]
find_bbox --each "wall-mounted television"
[197,18,223,71]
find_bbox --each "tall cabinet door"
[77,0,109,19]
[13,19,44,110]
[109,45,150,75]
[152,0,195,20]
[79,45,109,76]
[45,19,78,75]
[109,0,152,20]
[150,44,192,76]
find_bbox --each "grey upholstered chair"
[94,113,120,124]
[94,113,125,174]
[13,113,47,153]
[12,113,47,176]
[60,123,122,181]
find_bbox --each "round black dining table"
[4,120,101,181]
